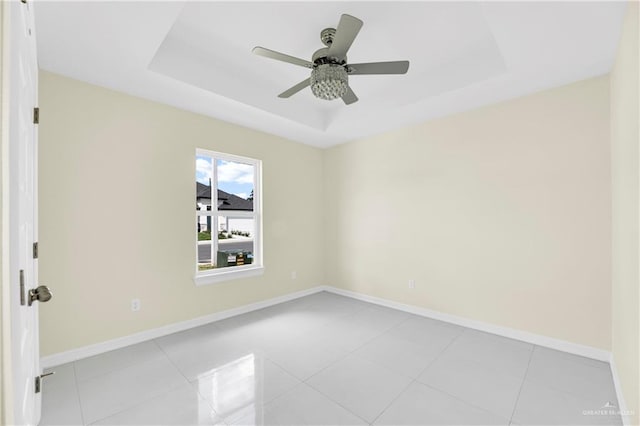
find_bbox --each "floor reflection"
[196,353,264,424]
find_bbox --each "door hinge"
[34,372,54,394]
[33,107,39,124]
[19,269,25,306]
[33,242,38,259]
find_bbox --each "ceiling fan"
[252,14,410,105]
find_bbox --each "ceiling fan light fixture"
[254,13,408,105]
[310,64,348,101]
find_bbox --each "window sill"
[194,266,264,286]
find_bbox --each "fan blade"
[348,61,410,75]
[342,86,358,105]
[278,79,310,98]
[252,47,314,69]
[327,14,363,60]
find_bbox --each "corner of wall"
[610,1,640,424]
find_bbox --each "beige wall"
[38,71,324,356]
[34,10,640,420]
[611,1,640,423]
[324,76,612,350]
[40,69,615,359]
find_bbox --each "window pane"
[196,155,213,213]
[196,150,261,277]
[217,159,254,212]
[197,215,214,271]
[216,216,255,269]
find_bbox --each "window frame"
[194,149,263,286]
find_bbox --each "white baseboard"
[42,283,626,420]
[324,286,634,422]
[610,355,631,426]
[322,285,612,362]
[40,286,324,369]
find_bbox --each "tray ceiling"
[35,1,626,148]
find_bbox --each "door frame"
[1,1,13,424]
[1,1,40,424]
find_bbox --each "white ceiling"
[35,1,626,148]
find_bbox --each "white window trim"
[194,265,265,286]
[194,149,263,285]
[196,210,255,218]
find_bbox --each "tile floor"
[40,292,622,425]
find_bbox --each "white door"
[6,0,46,425]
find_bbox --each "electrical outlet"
[131,298,141,312]
[291,271,297,280]
[408,280,415,289]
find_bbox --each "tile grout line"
[150,336,227,423]
[300,310,415,384]
[83,342,193,425]
[309,314,464,426]
[187,304,363,425]
[70,342,166,383]
[379,327,529,424]
[151,338,189,383]
[368,378,418,425]
[413,325,467,379]
[368,326,467,425]
[43,293,617,426]
[210,353,278,426]
[525,347,622,402]
[420,382,514,423]
[508,344,536,424]
[514,349,623,424]
[254,375,372,426]
[282,307,466,424]
[70,362,86,426]
[407,330,531,422]
[299,350,402,425]
[268,306,414,425]
[83,381,190,426]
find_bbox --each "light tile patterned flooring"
[41,292,622,425]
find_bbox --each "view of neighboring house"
[196,182,254,235]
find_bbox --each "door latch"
[34,372,54,394]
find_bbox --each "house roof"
[196,182,253,211]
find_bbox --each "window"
[195,149,262,285]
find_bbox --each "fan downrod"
[314,28,345,64]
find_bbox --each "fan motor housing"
[312,48,347,65]
[313,27,347,65]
